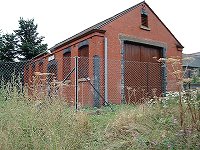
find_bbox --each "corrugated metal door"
[124,42,162,104]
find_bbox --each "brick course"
[26,2,183,106]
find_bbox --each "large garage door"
[124,41,162,104]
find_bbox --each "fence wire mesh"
[0,58,171,103]
[0,61,26,84]
[0,56,199,106]
[0,57,200,150]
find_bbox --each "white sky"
[0,0,199,54]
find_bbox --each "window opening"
[141,13,148,27]
[78,45,89,78]
[63,51,71,80]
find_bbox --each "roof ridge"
[95,1,144,29]
[50,1,145,51]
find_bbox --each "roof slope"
[191,52,200,56]
[49,1,144,51]
[183,53,200,68]
[49,1,183,52]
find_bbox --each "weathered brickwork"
[25,2,183,106]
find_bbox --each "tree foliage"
[0,18,47,62]
[15,18,47,61]
[0,33,17,62]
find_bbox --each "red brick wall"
[26,3,182,105]
[28,33,105,106]
[101,4,182,60]
[100,3,182,95]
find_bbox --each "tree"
[0,33,17,62]
[15,17,47,61]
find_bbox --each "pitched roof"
[49,1,144,52]
[183,53,200,68]
[49,1,183,52]
[191,52,200,56]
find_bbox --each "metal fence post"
[104,37,108,104]
[162,47,167,96]
[75,56,79,111]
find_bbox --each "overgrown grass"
[0,81,200,149]
[103,102,199,149]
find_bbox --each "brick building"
[25,1,183,107]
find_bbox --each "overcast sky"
[0,0,199,54]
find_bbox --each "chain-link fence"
[0,61,26,85]
[1,57,198,107]
[1,57,199,150]
[1,54,199,149]
[0,56,199,107]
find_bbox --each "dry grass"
[0,99,92,150]
[0,76,200,150]
[103,101,200,150]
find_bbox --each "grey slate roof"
[191,52,200,56]
[183,53,200,68]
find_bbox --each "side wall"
[25,32,105,106]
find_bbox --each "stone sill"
[140,25,151,31]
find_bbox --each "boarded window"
[78,45,89,78]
